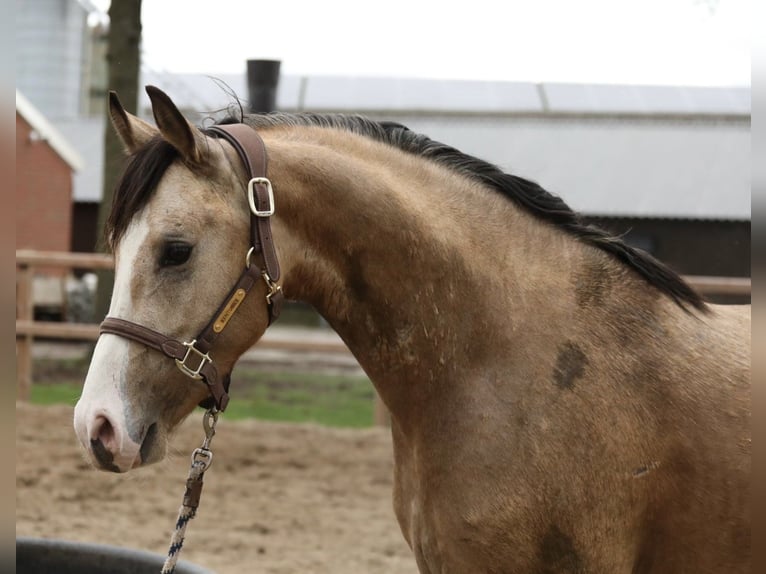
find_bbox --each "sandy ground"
[16,402,418,573]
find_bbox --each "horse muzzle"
[73,403,163,473]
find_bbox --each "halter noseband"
[99,124,284,412]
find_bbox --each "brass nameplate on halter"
[213,288,246,333]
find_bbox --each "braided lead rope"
[161,408,219,574]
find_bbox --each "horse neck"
[262,128,599,423]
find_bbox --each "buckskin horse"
[74,86,750,573]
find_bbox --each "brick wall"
[16,114,73,252]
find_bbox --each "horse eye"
[160,242,193,267]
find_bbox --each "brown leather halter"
[99,124,284,412]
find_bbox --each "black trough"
[16,537,213,574]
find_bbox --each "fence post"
[17,263,33,401]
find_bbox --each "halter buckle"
[174,340,212,380]
[247,177,275,217]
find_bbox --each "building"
[61,74,750,302]
[13,0,751,301]
[16,90,84,254]
[15,0,106,254]
[16,90,86,318]
[15,0,100,121]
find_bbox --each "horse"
[74,86,750,573]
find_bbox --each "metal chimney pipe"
[246,59,281,113]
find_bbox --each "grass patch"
[227,370,375,427]
[28,368,376,428]
[30,382,82,406]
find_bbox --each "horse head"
[74,88,274,472]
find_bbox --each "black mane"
[107,113,705,312]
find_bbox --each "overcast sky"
[92,0,750,86]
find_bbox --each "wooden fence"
[16,250,750,425]
[15,250,389,422]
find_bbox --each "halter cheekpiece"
[99,124,284,412]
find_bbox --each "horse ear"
[145,85,207,164]
[108,91,158,154]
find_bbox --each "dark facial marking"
[537,524,583,573]
[553,342,588,390]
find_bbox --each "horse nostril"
[93,415,116,451]
[90,437,120,472]
[89,416,120,473]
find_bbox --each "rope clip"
[201,407,219,450]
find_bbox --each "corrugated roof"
[297,76,543,112]
[16,90,84,171]
[542,83,750,115]
[68,74,749,220]
[140,72,751,117]
[376,115,749,220]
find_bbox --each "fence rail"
[681,275,751,296]
[16,249,115,269]
[16,250,750,426]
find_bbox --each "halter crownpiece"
[99,124,284,412]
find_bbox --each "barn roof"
[63,74,750,221]
[139,72,750,117]
[381,114,749,220]
[16,90,84,171]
